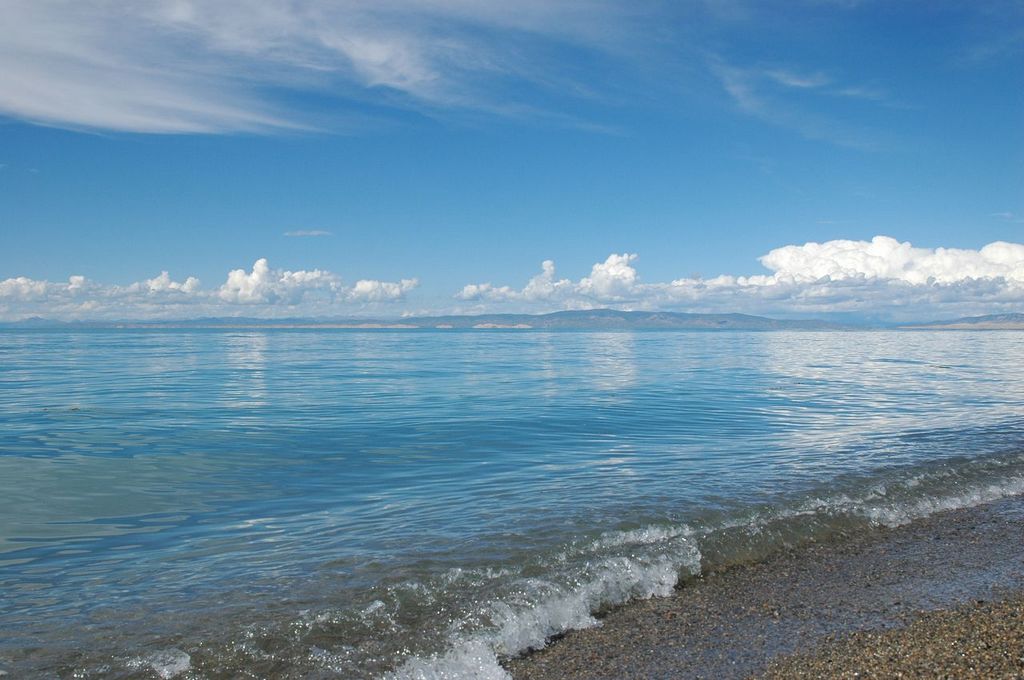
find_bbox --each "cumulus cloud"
[218,258,342,304]
[0,271,205,320]
[759,236,1024,284]
[5,238,1024,322]
[457,282,518,302]
[129,271,201,294]
[0,276,54,301]
[0,259,415,320]
[349,278,419,302]
[578,253,639,299]
[454,236,1024,320]
[457,259,573,302]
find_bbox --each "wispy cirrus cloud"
[0,0,646,134]
[0,1,921,146]
[990,211,1024,224]
[762,68,831,89]
[709,58,891,149]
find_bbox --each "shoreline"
[506,494,1024,679]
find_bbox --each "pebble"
[506,496,1024,680]
[764,596,1024,679]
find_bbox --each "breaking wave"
[386,452,1024,679]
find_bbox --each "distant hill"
[407,310,849,330]
[0,316,68,328]
[900,313,1024,330]
[7,310,1024,330]
[0,310,851,331]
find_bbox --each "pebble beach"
[507,495,1024,679]
[765,595,1024,678]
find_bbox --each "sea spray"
[387,454,1024,678]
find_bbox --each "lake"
[1,329,1023,678]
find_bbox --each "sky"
[0,0,1022,322]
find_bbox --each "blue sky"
[1,0,1022,321]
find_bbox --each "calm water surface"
[1,330,1023,678]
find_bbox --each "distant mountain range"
[3,310,1024,330]
[898,313,1024,330]
[0,310,851,331]
[390,310,852,330]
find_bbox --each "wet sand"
[506,496,1024,679]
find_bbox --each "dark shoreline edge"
[506,495,1024,679]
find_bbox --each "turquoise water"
[2,329,1024,678]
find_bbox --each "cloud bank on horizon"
[3,237,1023,322]
[0,258,418,321]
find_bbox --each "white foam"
[594,524,694,549]
[860,475,1024,528]
[387,463,1024,680]
[129,648,191,679]
[391,639,511,680]
[388,544,699,680]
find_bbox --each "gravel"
[764,595,1024,679]
[506,496,1024,680]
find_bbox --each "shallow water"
[1,329,1023,678]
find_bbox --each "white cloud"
[578,253,639,299]
[218,258,342,304]
[349,278,419,302]
[457,259,572,302]
[990,211,1024,224]
[0,276,56,301]
[453,237,1024,320]
[758,236,1024,285]
[457,282,518,302]
[522,259,574,300]
[129,271,202,294]
[0,2,296,134]
[0,0,640,133]
[710,59,882,148]
[763,68,830,89]
[0,2,914,143]
[0,258,416,320]
[4,239,1024,322]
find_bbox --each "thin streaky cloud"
[832,85,886,100]
[284,230,333,237]
[0,0,646,134]
[963,27,1024,63]
[709,58,881,150]
[763,68,830,89]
